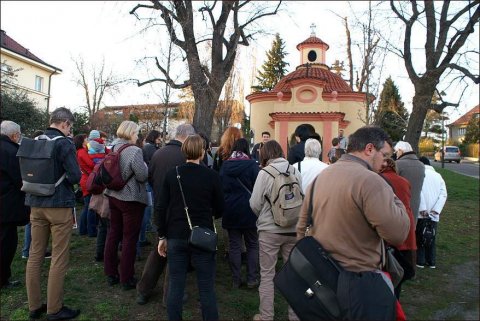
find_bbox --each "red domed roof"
[273,64,351,93]
[296,36,329,50]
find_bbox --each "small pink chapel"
[246,30,368,162]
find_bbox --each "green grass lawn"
[1,168,478,320]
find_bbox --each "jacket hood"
[222,158,257,177]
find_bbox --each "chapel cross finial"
[310,23,316,37]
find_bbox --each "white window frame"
[35,75,44,92]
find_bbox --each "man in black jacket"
[23,108,82,321]
[136,123,195,305]
[0,121,29,289]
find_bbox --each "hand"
[158,239,167,257]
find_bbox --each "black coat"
[0,135,29,225]
[148,140,186,226]
[219,158,259,229]
[287,141,306,165]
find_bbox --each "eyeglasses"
[379,150,391,160]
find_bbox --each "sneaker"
[429,265,436,269]
[22,255,28,259]
[416,264,425,269]
[46,306,80,321]
[29,303,47,319]
[253,313,262,321]
[247,280,259,289]
[44,251,52,259]
[136,293,149,305]
[107,275,119,286]
[122,278,137,291]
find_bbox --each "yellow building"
[1,30,61,112]
[247,32,368,161]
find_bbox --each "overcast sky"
[1,1,478,123]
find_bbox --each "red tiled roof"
[1,30,61,71]
[272,64,352,93]
[450,104,480,126]
[296,36,329,50]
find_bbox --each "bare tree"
[72,56,123,125]
[130,1,282,138]
[390,0,480,152]
[333,1,389,124]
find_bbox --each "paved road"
[429,158,479,179]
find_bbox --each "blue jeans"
[79,195,98,237]
[136,185,153,257]
[167,239,218,321]
[22,223,32,257]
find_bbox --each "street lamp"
[440,113,450,169]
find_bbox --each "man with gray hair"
[0,120,29,289]
[136,123,195,305]
[292,138,329,191]
[22,107,82,320]
[394,141,425,222]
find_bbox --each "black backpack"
[421,219,436,247]
[17,135,66,196]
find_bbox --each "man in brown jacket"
[297,126,409,273]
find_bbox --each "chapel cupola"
[296,23,329,66]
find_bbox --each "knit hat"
[89,130,100,140]
[394,141,413,153]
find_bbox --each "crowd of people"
[0,109,449,321]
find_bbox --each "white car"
[434,146,461,163]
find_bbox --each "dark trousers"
[167,239,218,321]
[79,195,98,237]
[136,243,167,296]
[227,228,259,284]
[0,224,18,286]
[95,217,110,260]
[104,197,144,283]
[416,219,437,266]
[393,249,416,299]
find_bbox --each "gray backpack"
[263,164,304,227]
[17,135,66,196]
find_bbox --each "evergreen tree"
[464,115,480,143]
[375,76,409,142]
[255,33,289,91]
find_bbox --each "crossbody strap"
[175,166,216,234]
[176,166,193,230]
[305,177,318,235]
[236,177,252,195]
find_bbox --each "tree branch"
[445,63,480,84]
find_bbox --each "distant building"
[0,30,61,111]
[93,103,181,138]
[447,105,480,143]
[246,31,369,162]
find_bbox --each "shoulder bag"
[176,166,217,252]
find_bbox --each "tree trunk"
[405,84,436,154]
[192,88,221,139]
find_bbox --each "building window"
[307,50,317,62]
[458,127,466,135]
[35,76,44,92]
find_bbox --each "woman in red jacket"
[380,158,416,299]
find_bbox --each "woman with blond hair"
[104,121,148,290]
[213,126,243,172]
[156,134,224,320]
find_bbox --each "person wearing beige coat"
[296,126,410,273]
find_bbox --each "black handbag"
[176,166,217,252]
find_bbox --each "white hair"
[175,123,195,140]
[304,138,322,158]
[0,120,21,137]
[394,141,413,153]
